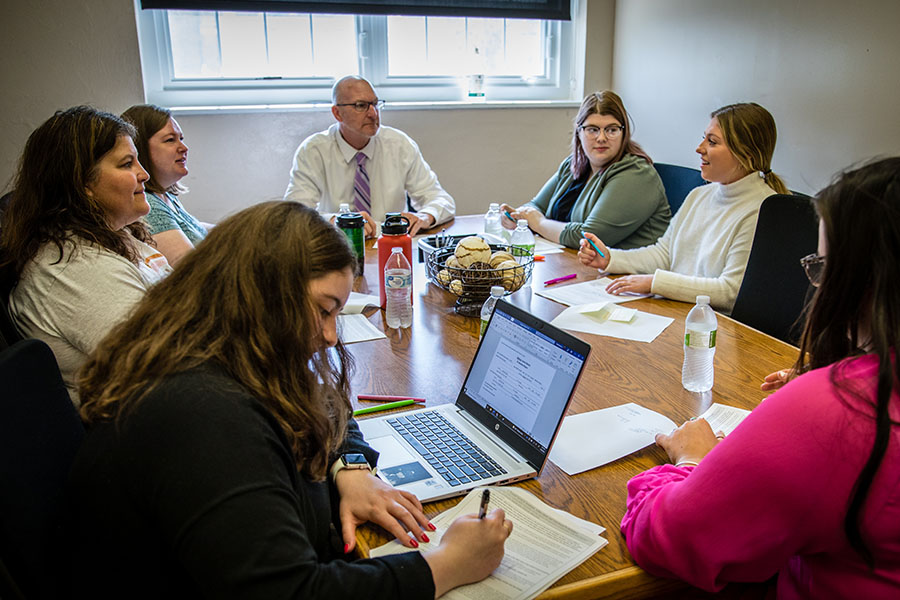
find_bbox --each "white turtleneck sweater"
[606,172,775,313]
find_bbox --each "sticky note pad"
[579,301,637,324]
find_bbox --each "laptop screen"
[456,299,590,469]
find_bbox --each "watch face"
[343,453,369,467]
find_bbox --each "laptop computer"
[358,299,591,503]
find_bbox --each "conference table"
[348,215,796,599]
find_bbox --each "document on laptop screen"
[464,309,585,453]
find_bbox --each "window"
[136,6,576,107]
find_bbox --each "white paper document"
[535,277,649,307]
[549,403,678,475]
[337,314,387,344]
[534,236,565,255]
[550,302,673,343]
[549,402,754,475]
[699,403,751,435]
[341,292,381,315]
[371,487,607,600]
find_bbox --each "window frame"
[135,2,577,108]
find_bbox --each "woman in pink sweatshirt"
[620,157,900,599]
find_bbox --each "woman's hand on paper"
[605,274,652,296]
[655,418,723,467]
[761,368,795,392]
[424,509,512,598]
[577,232,611,270]
[335,469,432,552]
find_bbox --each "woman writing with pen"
[578,102,788,313]
[68,202,512,599]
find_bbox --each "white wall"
[0,0,145,190]
[175,106,577,222]
[612,0,900,194]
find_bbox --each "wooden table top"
[348,215,797,599]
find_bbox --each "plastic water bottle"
[338,203,351,215]
[682,295,717,392]
[509,219,535,264]
[484,203,503,238]
[385,247,412,329]
[480,286,505,337]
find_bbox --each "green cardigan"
[525,154,670,249]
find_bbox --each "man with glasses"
[285,76,455,237]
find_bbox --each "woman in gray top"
[501,91,669,249]
[122,104,212,265]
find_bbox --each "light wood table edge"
[536,565,687,600]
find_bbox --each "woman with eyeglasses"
[578,103,789,313]
[620,158,900,598]
[500,91,669,250]
[122,104,212,266]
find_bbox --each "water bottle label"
[685,329,717,349]
[385,273,411,289]
[512,244,535,257]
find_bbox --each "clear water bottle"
[509,219,535,264]
[385,247,412,329]
[338,203,351,215]
[682,295,717,392]
[480,286,505,337]
[484,203,503,238]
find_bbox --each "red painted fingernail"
[343,543,350,554]
[421,533,430,543]
[427,522,437,531]
[409,538,419,548]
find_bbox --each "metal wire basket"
[425,244,534,316]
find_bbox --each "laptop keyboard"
[387,412,508,487]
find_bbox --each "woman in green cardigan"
[501,91,669,249]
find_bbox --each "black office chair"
[653,162,706,216]
[0,293,24,352]
[0,339,83,599]
[730,193,818,345]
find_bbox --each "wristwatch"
[330,453,375,482]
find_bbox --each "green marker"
[353,399,418,416]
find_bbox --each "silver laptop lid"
[453,299,591,471]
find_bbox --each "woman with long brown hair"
[0,106,170,402]
[500,90,669,249]
[68,201,511,598]
[620,158,900,597]
[122,104,212,266]
[579,102,788,312]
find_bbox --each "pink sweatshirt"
[621,355,900,598]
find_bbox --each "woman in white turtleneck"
[577,103,789,313]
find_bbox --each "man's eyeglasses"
[800,253,826,286]
[579,125,625,139]
[335,100,385,113]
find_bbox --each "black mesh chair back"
[731,193,818,344]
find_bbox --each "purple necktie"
[352,152,371,214]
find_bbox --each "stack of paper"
[371,486,607,600]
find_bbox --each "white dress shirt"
[284,123,455,225]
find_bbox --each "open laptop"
[358,299,591,502]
